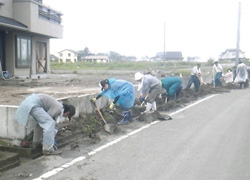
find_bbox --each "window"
[16,36,31,68]
[68,53,71,57]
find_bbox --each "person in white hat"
[134,72,162,114]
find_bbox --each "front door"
[36,42,47,73]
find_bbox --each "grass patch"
[51,61,202,71]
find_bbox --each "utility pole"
[235,2,241,66]
[163,22,166,62]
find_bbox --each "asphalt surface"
[1,89,250,180]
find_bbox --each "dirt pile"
[57,82,239,141]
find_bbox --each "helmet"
[134,72,144,81]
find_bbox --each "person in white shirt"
[212,61,223,87]
[223,68,234,83]
[185,63,202,92]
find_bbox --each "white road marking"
[32,94,217,180]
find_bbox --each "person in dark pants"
[134,72,162,114]
[185,64,202,92]
[91,78,135,125]
[234,61,248,89]
[212,61,223,87]
[161,76,182,101]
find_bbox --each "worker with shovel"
[161,76,182,102]
[91,78,135,125]
[15,93,75,155]
[185,63,203,92]
[212,61,223,87]
[135,72,162,114]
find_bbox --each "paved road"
[1,89,250,180]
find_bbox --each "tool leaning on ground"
[91,100,116,134]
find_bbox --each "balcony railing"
[38,5,62,24]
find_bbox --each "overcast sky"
[43,0,250,60]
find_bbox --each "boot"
[152,101,157,111]
[143,102,153,114]
[118,111,130,125]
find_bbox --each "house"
[80,55,109,63]
[0,0,63,77]
[219,49,246,61]
[58,49,79,63]
[156,51,184,61]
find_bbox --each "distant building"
[50,54,59,62]
[58,49,79,63]
[80,55,109,63]
[187,56,201,62]
[219,49,246,61]
[156,51,183,61]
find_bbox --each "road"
[1,89,250,180]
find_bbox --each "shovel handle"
[92,101,107,124]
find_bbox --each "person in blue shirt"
[91,78,135,125]
[161,76,182,101]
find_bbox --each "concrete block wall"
[0,93,110,143]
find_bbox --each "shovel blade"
[104,124,116,134]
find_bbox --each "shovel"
[92,101,116,134]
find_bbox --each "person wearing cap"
[185,63,202,92]
[212,61,223,87]
[161,76,182,102]
[91,78,135,125]
[134,72,162,114]
[15,93,75,155]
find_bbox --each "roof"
[58,49,79,54]
[165,51,183,59]
[0,16,28,30]
[156,51,183,60]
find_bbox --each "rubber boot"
[152,101,157,111]
[143,102,153,114]
[118,111,130,125]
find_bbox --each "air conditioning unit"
[0,0,5,5]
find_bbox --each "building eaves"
[58,49,79,54]
[0,16,28,30]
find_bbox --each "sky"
[43,0,250,61]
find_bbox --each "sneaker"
[43,149,62,155]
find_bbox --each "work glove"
[90,97,97,103]
[108,103,115,110]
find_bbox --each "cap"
[99,79,109,90]
[134,72,144,81]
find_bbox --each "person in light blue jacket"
[15,93,75,155]
[91,78,135,125]
[161,76,182,101]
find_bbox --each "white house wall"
[0,0,13,18]
[59,50,77,63]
